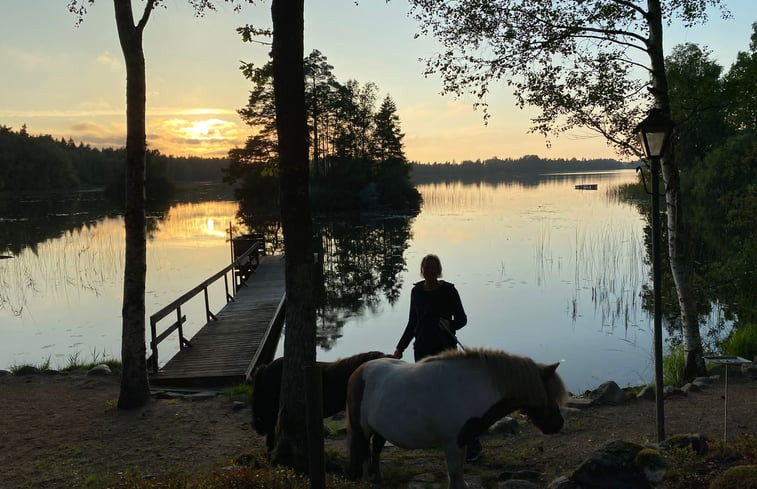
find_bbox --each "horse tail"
[346,363,370,479]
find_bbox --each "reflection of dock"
[575,184,598,190]
[149,250,285,389]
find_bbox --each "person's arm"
[449,286,467,331]
[394,291,417,358]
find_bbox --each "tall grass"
[663,345,687,387]
[721,323,757,361]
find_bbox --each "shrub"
[708,465,757,489]
[721,323,757,361]
[663,345,686,387]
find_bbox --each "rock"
[232,401,247,411]
[708,464,757,489]
[0,369,13,376]
[658,433,708,455]
[566,397,596,409]
[571,440,659,489]
[492,416,520,434]
[87,364,112,376]
[636,385,655,400]
[15,365,41,375]
[692,378,712,389]
[498,480,541,489]
[153,391,185,400]
[547,476,580,489]
[681,382,701,393]
[588,381,628,405]
[635,448,666,484]
[663,385,686,397]
[741,363,757,379]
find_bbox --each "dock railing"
[147,240,260,373]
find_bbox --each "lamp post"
[635,108,673,443]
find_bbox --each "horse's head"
[521,362,566,434]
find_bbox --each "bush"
[708,465,757,489]
[663,344,687,387]
[721,323,757,361]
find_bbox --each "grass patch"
[223,383,253,403]
[61,349,121,372]
[721,323,757,361]
[663,344,686,387]
[9,349,121,374]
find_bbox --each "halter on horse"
[250,351,388,452]
[346,348,567,489]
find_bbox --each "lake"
[0,171,656,391]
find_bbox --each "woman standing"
[392,254,467,361]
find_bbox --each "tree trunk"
[270,0,324,483]
[646,0,706,379]
[114,0,151,409]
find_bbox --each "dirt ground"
[1,369,756,489]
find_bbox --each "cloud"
[66,120,126,147]
[95,51,122,71]
[148,117,246,157]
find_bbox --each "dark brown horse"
[251,351,388,452]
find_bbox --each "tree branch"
[136,0,156,32]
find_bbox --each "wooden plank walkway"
[149,254,286,389]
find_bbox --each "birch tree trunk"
[646,0,706,379]
[270,0,324,479]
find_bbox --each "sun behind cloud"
[149,117,245,157]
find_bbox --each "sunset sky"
[1,1,754,163]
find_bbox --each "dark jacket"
[396,280,467,360]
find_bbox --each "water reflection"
[0,195,244,369]
[315,215,416,349]
[309,171,654,392]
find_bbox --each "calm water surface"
[310,170,654,392]
[1,171,654,391]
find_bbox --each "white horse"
[346,347,567,489]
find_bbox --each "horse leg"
[348,425,371,480]
[443,442,469,489]
[368,432,386,481]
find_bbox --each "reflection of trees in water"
[314,214,416,350]
[0,191,170,256]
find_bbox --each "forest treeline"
[0,125,227,194]
[411,155,632,182]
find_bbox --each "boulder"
[588,381,628,405]
[87,364,112,376]
[0,369,12,377]
[663,385,685,398]
[491,416,520,435]
[658,433,708,455]
[498,480,541,489]
[570,440,664,489]
[708,464,757,489]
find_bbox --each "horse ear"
[542,362,560,379]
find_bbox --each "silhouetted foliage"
[226,50,421,214]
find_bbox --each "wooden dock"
[149,254,286,389]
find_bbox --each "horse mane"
[322,351,387,373]
[424,348,568,406]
